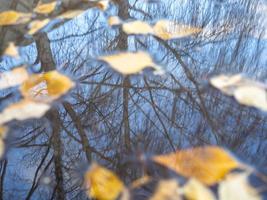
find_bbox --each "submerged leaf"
[34,1,57,14]
[0,67,29,90]
[152,146,239,185]
[210,74,267,111]
[3,42,19,58]
[219,172,262,200]
[182,179,216,200]
[0,100,50,124]
[153,20,201,40]
[20,71,74,102]
[84,163,124,200]
[99,51,163,74]
[0,10,32,26]
[28,19,50,35]
[149,179,180,200]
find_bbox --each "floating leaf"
[99,51,163,75]
[0,10,32,26]
[28,19,50,35]
[108,16,122,26]
[0,67,29,90]
[182,179,216,200]
[34,1,57,14]
[219,172,262,200]
[210,74,267,111]
[84,163,124,200]
[152,146,239,185]
[122,20,154,35]
[58,10,84,19]
[20,71,74,102]
[0,100,50,124]
[149,179,180,200]
[153,20,202,40]
[3,42,19,58]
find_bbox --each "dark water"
[0,0,267,199]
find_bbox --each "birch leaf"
[149,179,180,200]
[122,20,154,35]
[0,100,50,124]
[0,67,29,90]
[0,11,32,26]
[99,51,163,74]
[153,20,202,40]
[3,42,19,58]
[20,71,74,103]
[182,179,216,200]
[34,1,57,14]
[219,172,262,200]
[152,146,239,185]
[84,163,124,200]
[27,19,50,35]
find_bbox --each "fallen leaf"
[153,20,202,40]
[149,179,180,200]
[210,74,267,111]
[3,42,19,58]
[0,100,50,124]
[219,172,262,200]
[34,1,57,14]
[0,10,32,26]
[122,20,154,35]
[28,19,50,35]
[152,146,239,185]
[182,179,216,200]
[84,163,124,200]
[99,51,163,74]
[0,67,29,90]
[20,71,74,103]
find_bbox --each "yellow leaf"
[34,1,57,14]
[28,19,50,35]
[99,51,163,75]
[153,20,202,40]
[84,163,124,200]
[0,139,4,159]
[96,0,110,10]
[0,126,8,138]
[0,10,32,26]
[108,16,122,26]
[130,175,151,189]
[57,10,84,19]
[122,20,154,35]
[182,179,216,200]
[20,71,74,103]
[149,179,180,200]
[0,100,50,124]
[219,172,262,200]
[0,67,29,90]
[3,42,19,58]
[0,126,8,158]
[152,146,239,185]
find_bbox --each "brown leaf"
[20,71,74,103]
[152,146,239,185]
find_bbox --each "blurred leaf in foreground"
[219,172,262,200]
[33,1,57,14]
[0,11,32,26]
[210,74,267,111]
[0,126,8,158]
[84,163,124,200]
[99,51,163,75]
[152,146,239,185]
[57,10,84,19]
[20,70,74,102]
[0,100,50,125]
[3,42,19,58]
[149,179,180,200]
[28,19,51,35]
[182,178,216,200]
[0,67,29,90]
